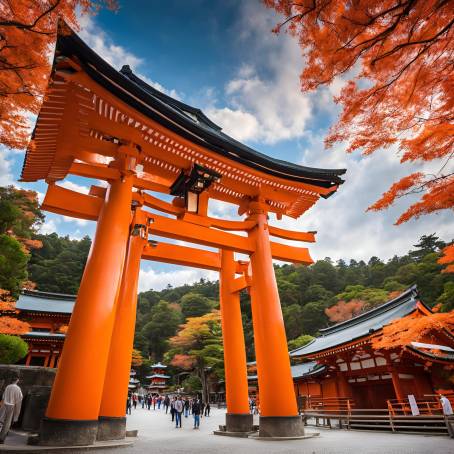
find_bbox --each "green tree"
[181,375,202,394]
[409,234,446,261]
[0,235,28,296]
[300,302,328,335]
[0,186,44,238]
[140,301,182,360]
[0,334,28,364]
[288,334,314,351]
[283,304,304,340]
[180,293,215,319]
[436,282,454,312]
[28,234,91,294]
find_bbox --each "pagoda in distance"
[147,363,170,394]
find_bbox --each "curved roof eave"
[55,28,346,189]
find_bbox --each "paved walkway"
[114,406,453,454]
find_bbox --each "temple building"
[289,286,454,409]
[15,290,73,367]
[129,369,140,392]
[147,363,170,394]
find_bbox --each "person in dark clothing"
[170,397,176,422]
[126,395,132,415]
[200,401,205,418]
[184,398,190,418]
[164,395,170,414]
[192,399,201,429]
[204,402,210,417]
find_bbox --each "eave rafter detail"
[24,63,338,218]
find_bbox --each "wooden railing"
[301,396,354,413]
[301,397,454,437]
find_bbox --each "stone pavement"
[110,406,452,454]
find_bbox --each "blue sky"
[1,0,452,291]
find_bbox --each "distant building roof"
[248,361,326,381]
[151,362,167,369]
[290,285,425,358]
[16,290,75,315]
[22,331,66,340]
[146,374,170,379]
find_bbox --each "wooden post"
[390,369,404,401]
[97,212,147,440]
[247,204,304,437]
[219,250,252,432]
[41,173,133,446]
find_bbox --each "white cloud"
[60,180,90,194]
[78,16,180,99]
[206,108,259,142]
[78,15,142,71]
[138,267,218,292]
[62,216,89,227]
[38,219,59,235]
[205,5,311,144]
[270,136,454,262]
[0,148,14,186]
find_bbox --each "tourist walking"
[184,398,190,417]
[204,402,210,417]
[440,395,453,415]
[170,397,176,422]
[174,395,184,428]
[164,395,170,414]
[147,394,152,410]
[0,373,23,444]
[157,396,162,410]
[126,394,132,415]
[200,400,205,418]
[132,393,138,410]
[192,398,201,429]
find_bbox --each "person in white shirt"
[440,395,453,416]
[174,396,184,428]
[0,373,23,444]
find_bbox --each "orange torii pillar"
[219,250,253,433]
[97,210,147,441]
[247,202,305,438]
[40,173,133,447]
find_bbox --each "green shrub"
[0,334,28,364]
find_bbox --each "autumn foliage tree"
[168,311,224,402]
[373,310,454,350]
[265,0,454,269]
[0,289,30,335]
[325,300,365,323]
[131,349,143,367]
[0,0,116,149]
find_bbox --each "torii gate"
[21,25,345,446]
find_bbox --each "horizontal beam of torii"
[42,184,314,266]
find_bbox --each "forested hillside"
[27,231,454,362]
[1,185,453,393]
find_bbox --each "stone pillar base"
[97,416,126,441]
[38,417,98,446]
[259,415,305,438]
[226,413,253,432]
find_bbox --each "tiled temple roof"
[16,290,75,315]
[290,285,425,358]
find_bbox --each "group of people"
[126,393,171,414]
[169,395,210,429]
[125,392,211,429]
